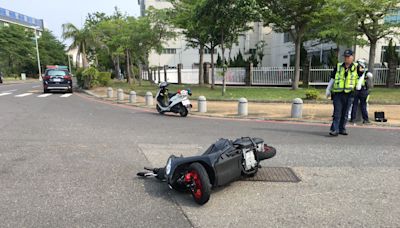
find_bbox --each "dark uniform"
[351,69,370,123]
[329,61,358,135]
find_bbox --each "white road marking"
[0,92,12,97]
[3,89,17,93]
[15,93,33,97]
[32,85,40,88]
[60,94,72,98]
[37,94,52,98]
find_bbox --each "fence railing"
[252,67,295,85]
[208,68,247,85]
[142,66,400,86]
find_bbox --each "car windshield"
[47,70,67,76]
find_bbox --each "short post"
[291,98,303,118]
[238,97,248,116]
[164,65,168,82]
[198,96,207,113]
[129,91,137,103]
[203,63,210,84]
[145,91,153,106]
[117,88,124,102]
[107,87,113,98]
[21,73,26,80]
[158,67,161,83]
[177,63,182,85]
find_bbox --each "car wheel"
[187,162,211,205]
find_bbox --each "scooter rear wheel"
[179,105,188,117]
[186,163,211,205]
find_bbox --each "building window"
[249,48,256,55]
[0,8,6,16]
[283,55,288,59]
[18,14,25,22]
[204,48,212,54]
[384,9,400,24]
[162,48,176,54]
[9,11,16,19]
[381,45,400,63]
[284,32,293,43]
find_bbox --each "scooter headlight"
[166,158,172,175]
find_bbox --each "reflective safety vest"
[332,63,358,93]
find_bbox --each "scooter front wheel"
[186,162,211,205]
[156,105,164,114]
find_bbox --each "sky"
[1,0,141,43]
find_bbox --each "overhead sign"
[0,7,44,30]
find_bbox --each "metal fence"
[208,68,247,85]
[252,67,295,85]
[142,67,400,86]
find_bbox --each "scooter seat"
[168,93,176,98]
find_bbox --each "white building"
[138,0,400,68]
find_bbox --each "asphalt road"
[1,82,399,227]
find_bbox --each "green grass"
[106,80,400,104]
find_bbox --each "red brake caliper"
[185,171,202,199]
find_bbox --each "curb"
[78,89,400,129]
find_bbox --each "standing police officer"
[350,58,373,124]
[326,49,358,136]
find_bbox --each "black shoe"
[339,131,348,135]
[363,120,370,124]
[348,119,354,123]
[329,131,338,136]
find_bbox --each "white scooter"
[155,82,192,117]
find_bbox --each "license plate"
[182,99,190,106]
[53,78,61,82]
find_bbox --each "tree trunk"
[211,47,215,89]
[221,29,226,96]
[126,49,131,84]
[82,43,89,68]
[116,56,121,80]
[368,40,377,88]
[293,37,301,90]
[199,44,205,85]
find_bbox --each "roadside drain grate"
[242,167,301,183]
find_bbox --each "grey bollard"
[145,91,153,106]
[198,96,207,113]
[238,97,248,116]
[129,91,137,103]
[291,98,303,118]
[107,87,113,98]
[117,89,124,101]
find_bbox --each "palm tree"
[62,23,93,68]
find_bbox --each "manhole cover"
[242,167,301,182]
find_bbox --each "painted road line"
[60,94,72,98]
[37,94,52,98]
[2,89,17,93]
[32,85,41,88]
[15,93,33,97]
[0,92,12,97]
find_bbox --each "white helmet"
[357,58,368,68]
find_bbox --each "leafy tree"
[38,30,68,68]
[62,23,94,68]
[258,0,327,89]
[342,0,400,80]
[0,25,35,76]
[386,39,399,88]
[169,0,209,85]
[200,0,261,95]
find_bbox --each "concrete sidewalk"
[86,87,400,127]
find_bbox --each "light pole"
[32,27,42,81]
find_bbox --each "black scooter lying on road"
[137,137,276,205]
